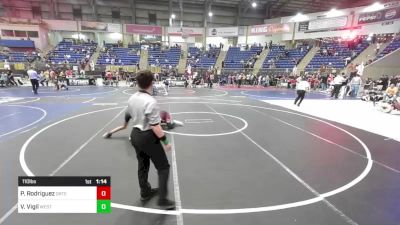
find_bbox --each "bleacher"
[377,39,400,59]
[128,43,141,49]
[47,40,97,64]
[263,45,308,69]
[187,47,220,69]
[97,45,140,65]
[306,41,369,71]
[148,46,181,67]
[224,46,260,68]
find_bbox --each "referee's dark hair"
[136,70,154,89]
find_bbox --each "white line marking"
[111,203,180,215]
[20,106,125,176]
[49,108,126,176]
[82,97,96,103]
[92,103,118,106]
[250,108,400,174]
[169,105,184,225]
[0,112,21,120]
[207,104,358,225]
[164,112,247,137]
[10,97,40,104]
[0,105,46,138]
[0,204,17,224]
[19,126,37,134]
[16,102,373,216]
[1,107,122,224]
[184,119,214,124]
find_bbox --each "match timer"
[18,176,111,213]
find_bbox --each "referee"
[127,70,175,210]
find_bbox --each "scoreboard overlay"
[18,176,111,213]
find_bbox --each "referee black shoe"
[158,199,176,210]
[102,132,112,138]
[140,188,158,201]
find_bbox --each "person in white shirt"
[27,67,40,95]
[331,73,345,99]
[294,76,310,106]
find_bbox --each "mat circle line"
[164,112,248,136]
[18,102,372,215]
[0,105,47,138]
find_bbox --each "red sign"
[125,24,162,35]
[249,23,290,35]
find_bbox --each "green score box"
[97,200,111,213]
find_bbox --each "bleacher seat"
[377,39,400,59]
[148,46,181,67]
[97,45,140,65]
[224,46,259,68]
[305,41,369,71]
[47,40,97,64]
[187,47,220,69]
[263,45,308,69]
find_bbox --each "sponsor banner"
[125,24,162,35]
[167,27,203,36]
[384,1,400,8]
[207,27,238,37]
[107,23,122,33]
[298,22,309,31]
[299,16,348,32]
[80,21,108,31]
[308,16,348,30]
[249,23,290,35]
[43,19,78,31]
[80,21,122,32]
[0,17,41,25]
[358,6,400,25]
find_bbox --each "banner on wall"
[125,24,162,35]
[207,27,238,37]
[358,6,400,25]
[107,24,122,33]
[80,22,121,32]
[43,20,78,31]
[249,23,290,35]
[298,16,348,32]
[167,27,203,36]
[80,21,107,31]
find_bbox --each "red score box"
[97,186,111,200]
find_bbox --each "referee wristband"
[160,135,169,145]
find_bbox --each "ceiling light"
[208,11,213,17]
[325,8,345,18]
[171,14,176,19]
[252,2,257,8]
[362,2,384,12]
[290,13,309,22]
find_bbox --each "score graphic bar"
[18,176,111,213]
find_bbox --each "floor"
[0,85,399,225]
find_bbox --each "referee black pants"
[294,90,306,106]
[130,128,170,201]
[30,79,39,94]
[331,84,341,99]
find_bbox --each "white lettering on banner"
[168,27,203,36]
[249,23,290,35]
[208,27,238,37]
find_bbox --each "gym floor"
[0,86,399,225]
